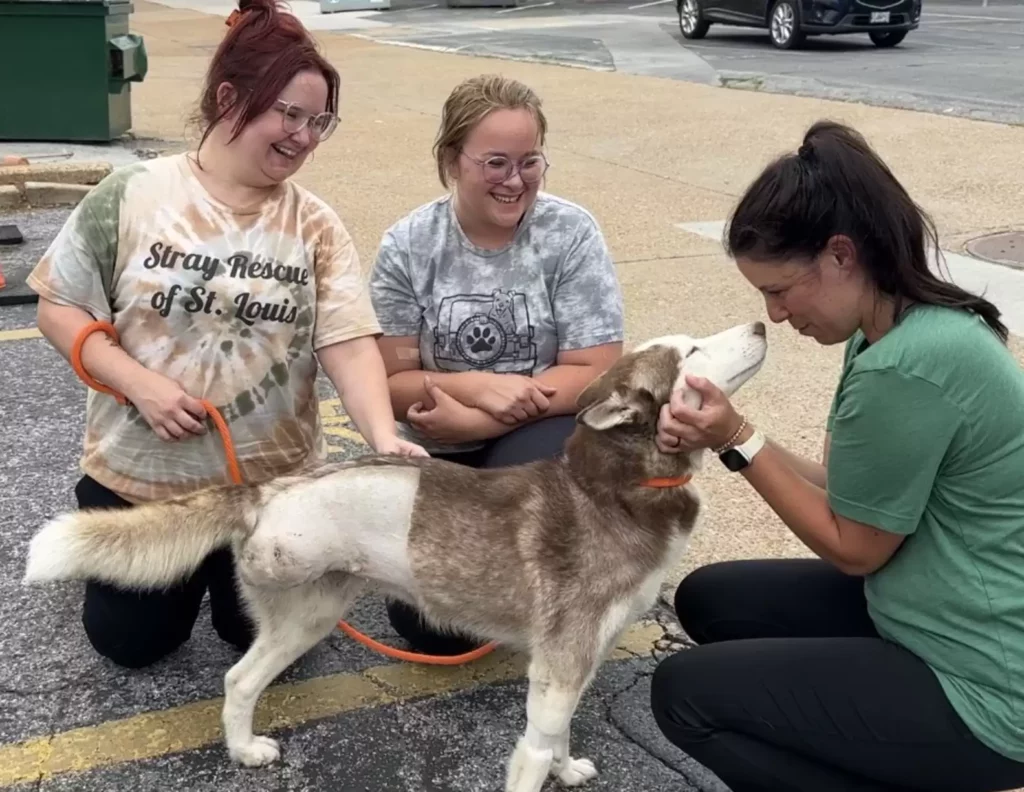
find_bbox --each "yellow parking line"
[0,622,663,787]
[319,397,368,447]
[0,327,42,342]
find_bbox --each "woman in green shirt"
[650,120,1024,791]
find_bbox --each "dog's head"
[574,321,768,436]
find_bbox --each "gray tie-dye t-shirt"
[369,192,624,454]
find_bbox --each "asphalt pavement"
[0,299,714,791]
[2,0,1023,789]
[292,0,1024,124]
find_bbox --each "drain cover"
[966,231,1024,269]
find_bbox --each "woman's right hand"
[125,370,209,442]
[469,372,557,425]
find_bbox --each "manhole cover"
[965,231,1024,270]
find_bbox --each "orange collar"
[640,473,693,489]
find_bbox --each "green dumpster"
[0,0,148,142]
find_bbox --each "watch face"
[720,449,747,472]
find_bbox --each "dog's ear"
[575,373,607,411]
[576,388,656,431]
[576,390,637,431]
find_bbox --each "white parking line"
[925,11,1023,22]
[495,1,554,12]
[676,220,1024,339]
[628,0,673,9]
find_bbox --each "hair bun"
[225,0,275,26]
[798,141,814,161]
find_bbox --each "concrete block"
[0,184,23,210]
[0,161,112,188]
[23,182,93,207]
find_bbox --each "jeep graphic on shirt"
[433,289,537,374]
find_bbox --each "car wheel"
[678,0,710,39]
[869,29,907,47]
[769,0,805,49]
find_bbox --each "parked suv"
[677,0,921,49]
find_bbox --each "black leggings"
[650,559,1024,792]
[75,475,255,669]
[385,414,578,655]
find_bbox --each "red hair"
[195,0,340,149]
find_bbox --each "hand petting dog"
[374,434,430,458]
[657,374,747,454]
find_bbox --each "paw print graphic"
[455,315,507,366]
[467,325,496,354]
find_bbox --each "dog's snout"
[752,321,766,337]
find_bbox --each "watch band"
[719,429,766,472]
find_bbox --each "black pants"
[650,559,1024,792]
[75,475,255,669]
[385,414,578,655]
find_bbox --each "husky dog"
[24,321,767,792]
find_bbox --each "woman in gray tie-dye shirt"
[369,74,625,655]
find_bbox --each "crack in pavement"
[0,680,86,698]
[550,146,740,199]
[616,251,719,265]
[602,667,694,785]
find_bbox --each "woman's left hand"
[656,375,746,454]
[374,434,430,458]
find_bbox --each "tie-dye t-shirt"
[369,192,624,454]
[28,153,381,503]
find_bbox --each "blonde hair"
[433,74,548,188]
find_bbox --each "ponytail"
[725,120,1007,343]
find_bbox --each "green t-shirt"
[825,304,1024,761]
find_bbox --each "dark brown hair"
[193,0,340,156]
[725,120,1007,343]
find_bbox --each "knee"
[673,563,732,644]
[82,610,190,669]
[212,610,255,653]
[385,598,481,655]
[650,650,715,745]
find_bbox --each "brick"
[24,181,93,207]
[0,184,23,210]
[0,161,112,188]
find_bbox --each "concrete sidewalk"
[2,1,1024,789]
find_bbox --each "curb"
[0,184,20,210]
[0,161,112,188]
[23,182,93,208]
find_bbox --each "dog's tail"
[23,483,263,590]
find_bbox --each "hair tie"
[225,1,257,26]
[798,141,814,161]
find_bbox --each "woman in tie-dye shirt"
[28,0,424,669]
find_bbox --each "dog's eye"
[685,346,699,359]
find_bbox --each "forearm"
[36,299,150,399]
[317,336,400,450]
[739,439,853,570]
[386,370,484,419]
[765,438,827,489]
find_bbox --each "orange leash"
[70,320,498,666]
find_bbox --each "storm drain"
[965,231,1024,270]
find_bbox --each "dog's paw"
[229,736,281,767]
[556,757,597,787]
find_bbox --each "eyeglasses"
[460,151,549,184]
[274,99,339,142]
